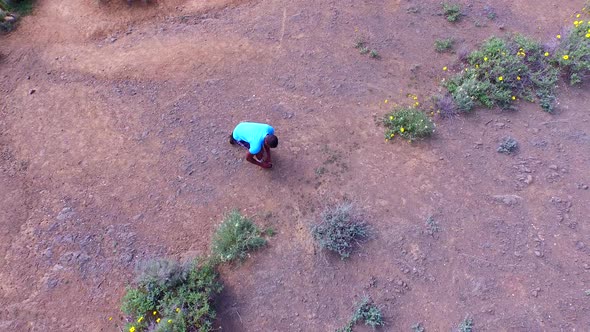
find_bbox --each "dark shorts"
[236,140,250,149]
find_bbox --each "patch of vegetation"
[426,216,440,236]
[0,0,34,32]
[370,50,379,58]
[337,297,384,332]
[434,94,458,119]
[457,317,474,332]
[497,136,518,154]
[359,47,370,55]
[411,322,426,332]
[445,35,560,113]
[121,259,222,332]
[211,210,267,263]
[442,2,462,22]
[435,38,455,53]
[383,108,435,141]
[311,202,368,259]
[553,16,590,85]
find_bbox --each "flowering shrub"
[383,108,435,141]
[553,12,590,85]
[445,35,559,112]
[121,259,221,332]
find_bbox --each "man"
[230,122,278,169]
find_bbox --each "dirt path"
[1,0,590,331]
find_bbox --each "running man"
[230,122,278,169]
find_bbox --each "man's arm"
[264,145,272,163]
[246,152,271,168]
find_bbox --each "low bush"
[211,210,267,263]
[445,35,560,112]
[121,259,222,332]
[442,2,462,22]
[311,203,368,259]
[435,38,455,53]
[337,296,384,332]
[383,108,435,141]
[553,15,590,85]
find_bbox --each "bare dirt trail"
[1,0,590,331]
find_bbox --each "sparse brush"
[443,2,462,22]
[497,136,518,154]
[435,38,455,53]
[311,203,368,259]
[360,47,370,55]
[370,50,379,58]
[412,322,426,332]
[457,317,474,332]
[211,210,267,263]
[383,108,435,141]
[434,94,458,119]
[338,297,384,331]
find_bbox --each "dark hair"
[267,134,278,148]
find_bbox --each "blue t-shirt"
[232,122,275,154]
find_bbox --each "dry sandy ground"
[1,0,590,330]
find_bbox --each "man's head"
[265,134,278,148]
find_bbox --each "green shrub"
[211,210,267,263]
[435,38,454,53]
[121,259,222,332]
[553,16,590,85]
[442,2,462,22]
[337,297,384,332]
[445,35,560,113]
[311,203,368,259]
[383,108,435,141]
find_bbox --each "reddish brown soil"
[1,0,590,331]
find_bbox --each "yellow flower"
[400,127,405,133]
[475,64,479,68]
[168,319,173,324]
[389,115,393,120]
[498,76,503,81]
[176,308,180,313]
[414,102,420,106]
[442,66,448,71]
[516,76,521,81]
[563,55,569,60]
[544,52,549,57]
[430,111,434,115]
[384,99,388,103]
[156,318,161,323]
[586,33,590,38]
[137,316,144,323]
[108,317,113,321]
[511,96,516,100]
[129,327,136,332]
[412,96,418,100]
[153,311,157,316]
[556,34,561,39]
[577,13,581,18]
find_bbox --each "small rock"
[46,278,59,289]
[583,263,590,270]
[576,241,586,250]
[524,175,533,185]
[534,250,543,257]
[583,185,589,190]
[493,194,522,206]
[549,165,558,170]
[29,89,36,95]
[514,251,522,257]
